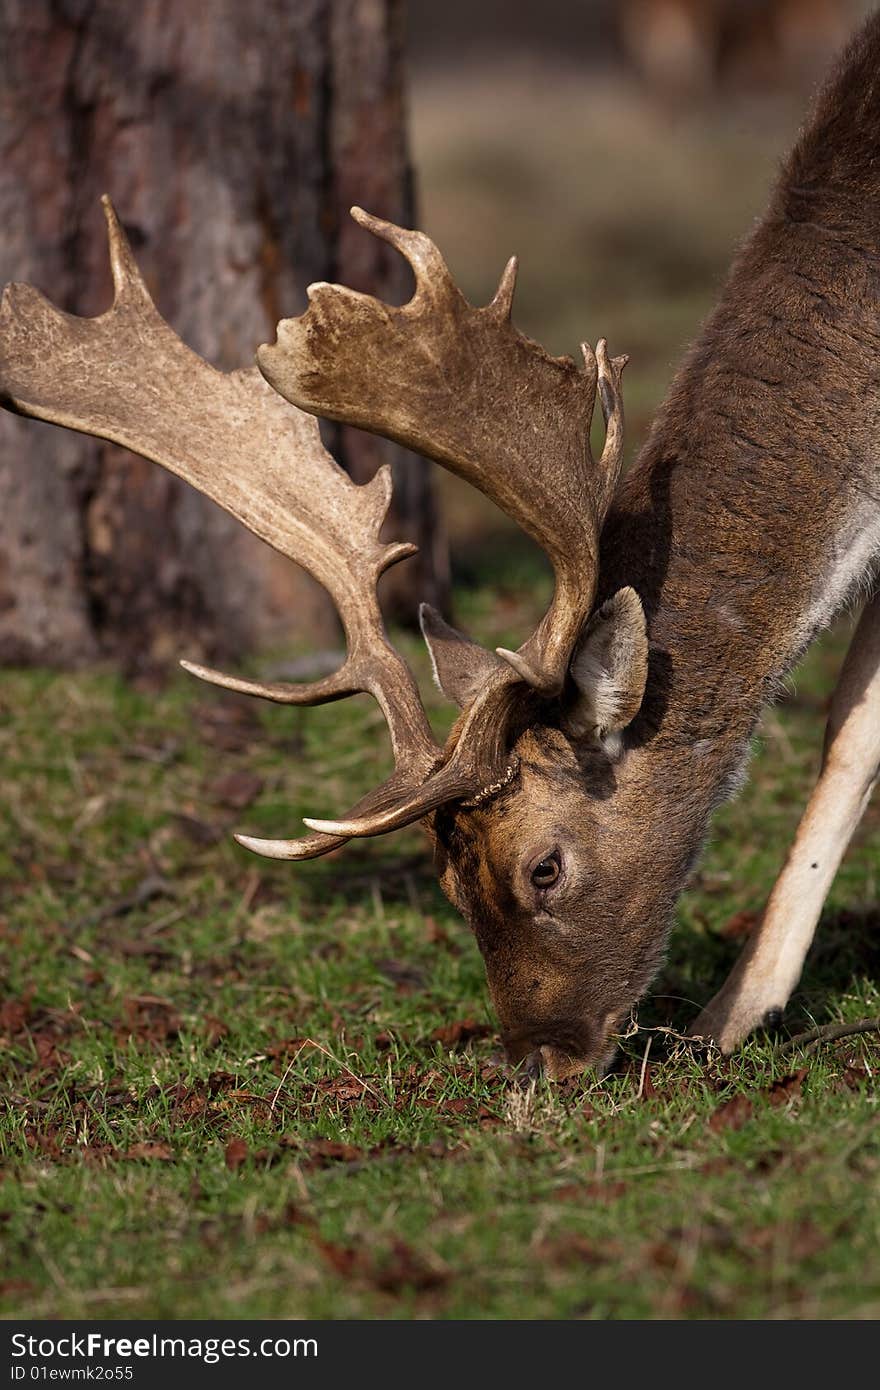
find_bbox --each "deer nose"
[505,1033,597,1081]
[503,1011,621,1079]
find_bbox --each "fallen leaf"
[171,813,223,847]
[224,1138,249,1171]
[719,910,760,941]
[430,1018,492,1049]
[766,1069,807,1106]
[709,1093,754,1132]
[0,1280,36,1297]
[838,1064,870,1090]
[373,1239,449,1293]
[554,1180,628,1202]
[0,997,30,1035]
[193,700,261,752]
[306,1139,364,1167]
[743,1219,827,1260]
[203,1014,229,1047]
[208,769,265,810]
[120,996,180,1044]
[314,1239,361,1278]
[440,1097,471,1116]
[532,1234,602,1266]
[646,1240,678,1270]
[125,1141,173,1161]
[376,959,425,993]
[424,917,459,952]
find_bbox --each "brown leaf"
[120,996,180,1044]
[709,1093,754,1132]
[719,910,760,941]
[194,700,261,752]
[34,1034,59,1068]
[224,1138,249,1171]
[306,1139,364,1167]
[203,1014,229,1047]
[646,1240,679,1270]
[125,1141,173,1161]
[376,959,425,994]
[440,1097,471,1116]
[532,1234,602,1267]
[788,1220,829,1260]
[25,1128,62,1159]
[423,917,459,953]
[838,1064,870,1090]
[743,1219,827,1260]
[554,1180,628,1203]
[372,1239,449,1293]
[208,769,265,810]
[700,1155,732,1176]
[430,1018,492,1049]
[264,1037,311,1059]
[0,1280,35,1298]
[171,813,223,847]
[766,1069,808,1106]
[80,1144,118,1164]
[0,996,30,1035]
[314,1239,362,1278]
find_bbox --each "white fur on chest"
[794,508,880,654]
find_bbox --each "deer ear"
[419,604,504,709]
[566,587,648,745]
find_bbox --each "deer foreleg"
[692,589,880,1053]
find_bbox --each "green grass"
[1,601,879,1320]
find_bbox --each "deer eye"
[531,852,561,889]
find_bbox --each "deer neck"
[617,5,880,749]
[594,293,878,882]
[600,16,880,800]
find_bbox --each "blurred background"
[407,0,870,600]
[0,0,873,675]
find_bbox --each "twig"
[69,874,175,930]
[232,869,261,925]
[269,1037,388,1111]
[636,1035,653,1098]
[270,1040,312,1112]
[779,1017,880,1055]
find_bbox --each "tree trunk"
[0,0,447,671]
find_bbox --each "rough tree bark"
[0,0,447,670]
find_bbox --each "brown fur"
[434,11,880,1077]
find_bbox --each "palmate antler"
[0,199,626,858]
[261,208,627,696]
[255,208,627,845]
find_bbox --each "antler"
[0,198,442,859]
[258,207,627,696]
[0,200,628,855]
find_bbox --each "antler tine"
[495,339,628,688]
[595,337,628,502]
[0,197,445,860]
[487,255,518,320]
[349,206,460,304]
[259,207,627,700]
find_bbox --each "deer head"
[0,199,639,1077]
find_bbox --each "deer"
[2,12,880,1081]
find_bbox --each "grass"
[1,582,879,1320]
